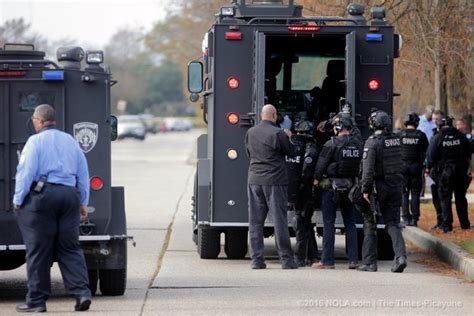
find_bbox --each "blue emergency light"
[42,71,64,81]
[366,33,383,42]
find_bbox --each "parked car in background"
[164,117,193,132]
[139,114,158,134]
[117,115,146,140]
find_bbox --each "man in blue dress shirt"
[13,104,91,313]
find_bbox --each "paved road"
[0,130,472,315]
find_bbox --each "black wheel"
[0,252,25,270]
[224,229,248,259]
[99,269,127,296]
[197,227,220,259]
[88,270,98,296]
[377,229,394,260]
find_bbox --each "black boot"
[75,297,92,311]
[16,303,46,313]
[356,264,377,272]
[391,256,407,273]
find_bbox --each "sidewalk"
[420,193,474,204]
[403,192,474,281]
[403,227,474,281]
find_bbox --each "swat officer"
[426,115,471,233]
[286,120,320,267]
[313,113,362,269]
[13,104,92,312]
[358,110,407,273]
[245,104,298,269]
[398,112,429,227]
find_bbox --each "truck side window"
[19,91,56,111]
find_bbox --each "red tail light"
[0,70,26,77]
[225,32,242,40]
[227,77,240,89]
[288,25,320,32]
[368,79,380,91]
[90,176,104,191]
[227,112,240,125]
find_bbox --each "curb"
[402,227,474,281]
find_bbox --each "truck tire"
[377,230,395,260]
[99,268,127,296]
[197,227,220,259]
[224,229,248,259]
[0,252,25,270]
[99,240,127,295]
[88,269,98,296]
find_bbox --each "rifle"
[369,184,381,221]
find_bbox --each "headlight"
[221,7,235,17]
[86,50,104,64]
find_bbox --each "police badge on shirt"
[74,122,98,153]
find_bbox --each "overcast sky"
[0,0,170,49]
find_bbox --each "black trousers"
[294,198,318,263]
[438,173,471,230]
[401,172,422,222]
[431,183,443,226]
[16,185,90,306]
[248,184,294,266]
[361,181,407,265]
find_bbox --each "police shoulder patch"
[362,148,369,159]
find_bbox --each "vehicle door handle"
[240,113,255,127]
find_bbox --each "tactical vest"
[438,128,463,163]
[399,129,424,163]
[286,135,306,201]
[376,133,404,186]
[328,135,362,177]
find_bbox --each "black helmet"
[332,112,353,132]
[403,112,420,127]
[294,120,314,134]
[369,110,391,130]
[438,115,454,128]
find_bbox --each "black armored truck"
[0,44,130,295]
[188,0,402,260]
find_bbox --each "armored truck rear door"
[253,31,266,124]
[0,79,64,246]
[345,31,357,113]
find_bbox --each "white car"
[164,118,192,131]
[117,115,146,140]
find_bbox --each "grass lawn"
[461,239,474,255]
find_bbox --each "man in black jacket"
[426,115,471,233]
[359,110,407,273]
[398,112,429,227]
[245,104,297,269]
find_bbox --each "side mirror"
[110,115,118,141]
[189,93,200,103]
[187,61,203,94]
